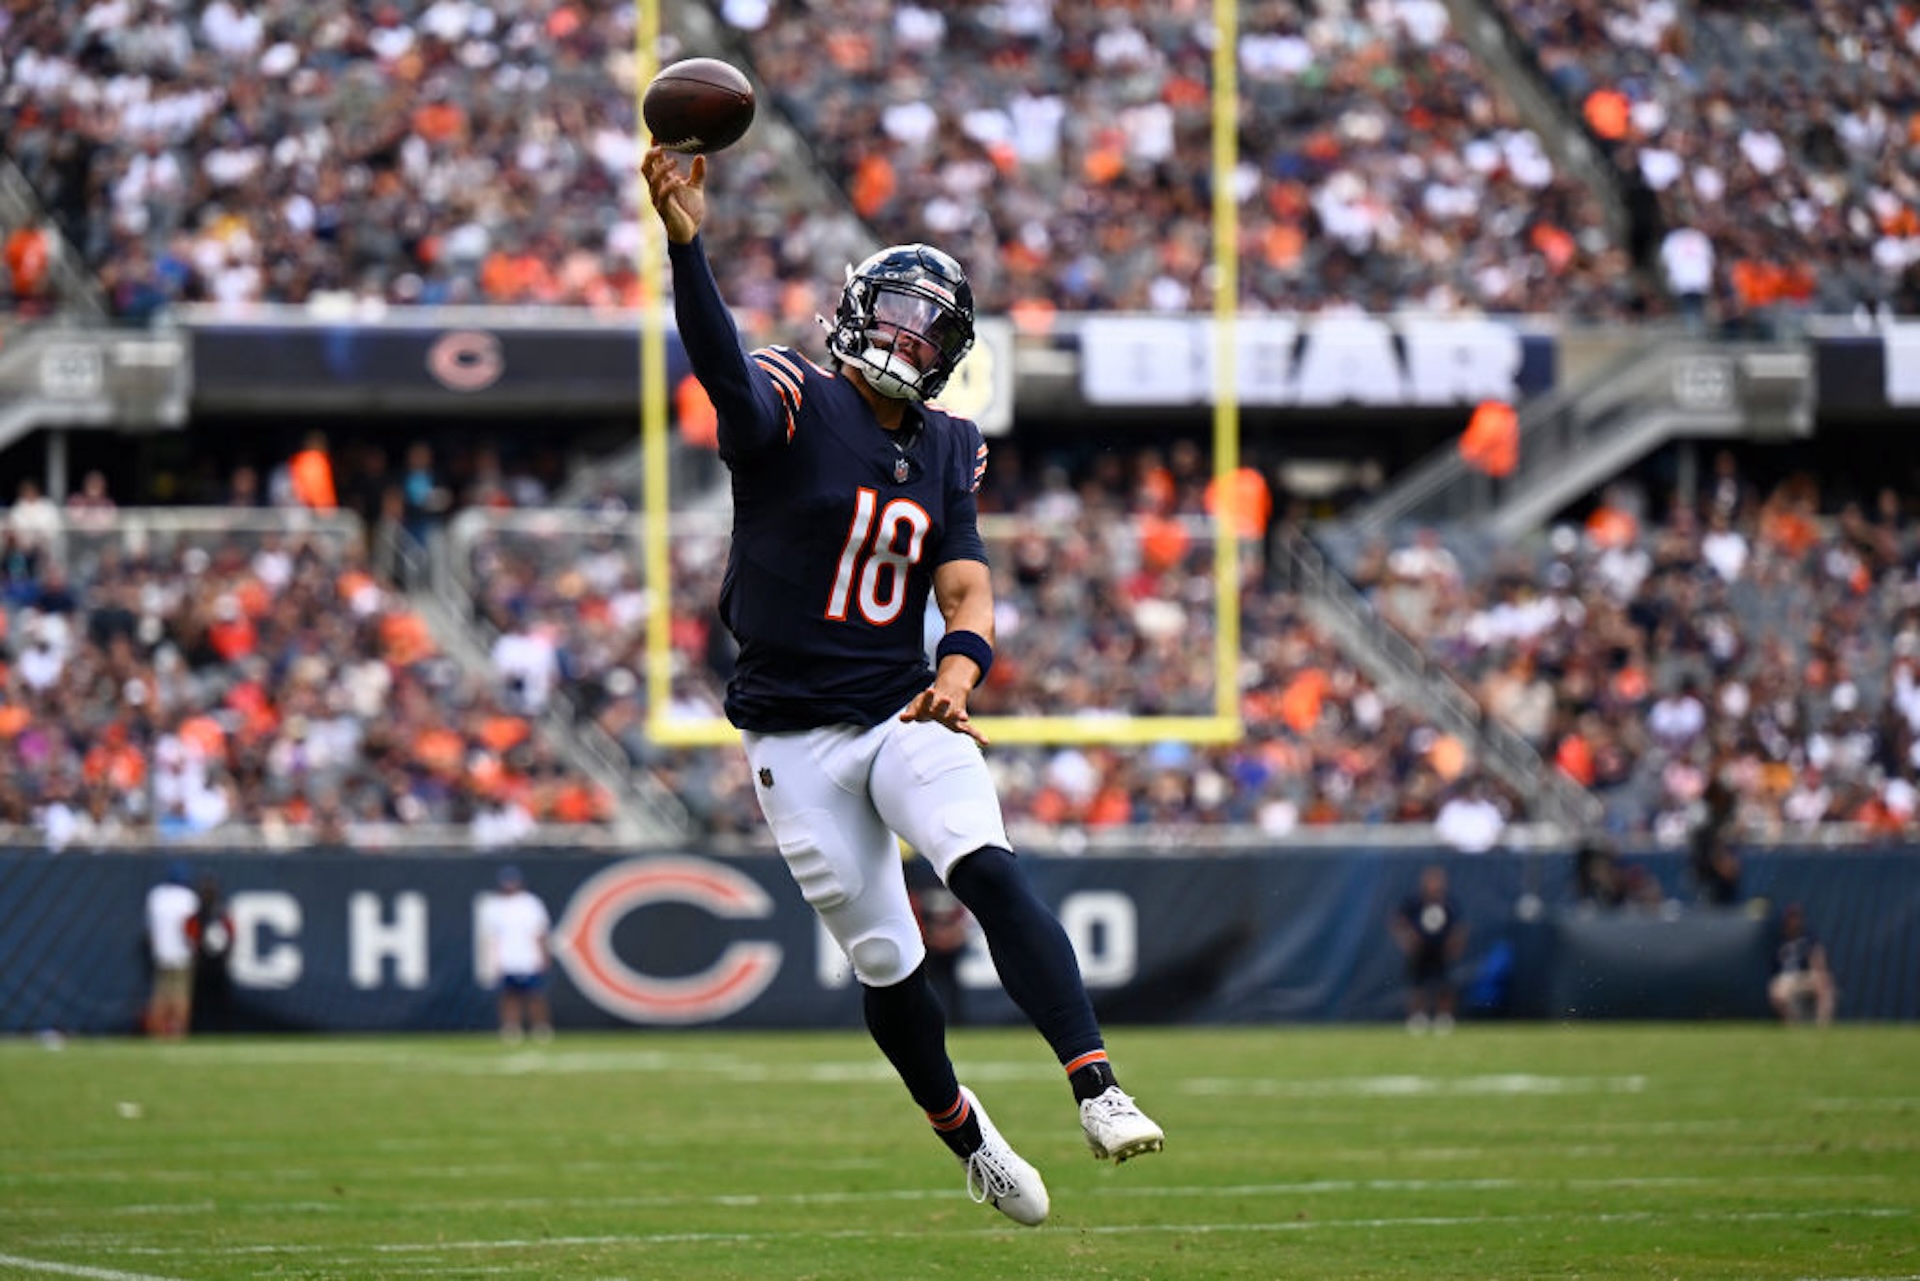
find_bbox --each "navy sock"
[1064,1048,1121,1103]
[862,963,981,1155]
[925,1089,984,1159]
[947,846,1105,1069]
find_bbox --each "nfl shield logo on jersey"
[894,457,910,483]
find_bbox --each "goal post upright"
[1208,0,1244,735]
[636,0,683,743]
[642,1,1245,750]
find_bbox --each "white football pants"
[741,712,1010,986]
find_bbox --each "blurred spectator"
[288,432,339,512]
[143,859,199,1040]
[471,784,537,849]
[1573,840,1628,908]
[189,874,236,1034]
[399,441,451,546]
[1659,221,1715,334]
[1688,776,1742,905]
[3,218,55,315]
[7,479,61,576]
[63,471,119,530]
[1433,780,1508,852]
[478,864,553,1043]
[1389,863,1467,1034]
[910,857,975,1026]
[1767,902,1836,1027]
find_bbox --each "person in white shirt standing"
[144,861,200,1040]
[1659,223,1716,335]
[478,865,553,1043]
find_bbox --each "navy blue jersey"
[669,236,991,732]
[1398,894,1462,959]
[1774,929,1821,976]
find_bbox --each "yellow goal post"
[635,0,1243,749]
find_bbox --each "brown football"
[643,58,755,155]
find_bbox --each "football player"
[643,144,1163,1226]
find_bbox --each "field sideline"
[2,1024,1916,1280]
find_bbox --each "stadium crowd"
[6,0,1914,327]
[1491,0,1920,328]
[0,487,616,853]
[723,0,1636,320]
[0,0,1621,324]
[11,420,1916,853]
[7,424,1920,857]
[1353,452,1920,844]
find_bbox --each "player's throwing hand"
[643,144,705,245]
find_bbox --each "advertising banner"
[187,320,693,414]
[2,848,1913,1034]
[184,315,1017,432]
[1076,315,1558,407]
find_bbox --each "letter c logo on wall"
[427,330,505,391]
[554,857,782,1025]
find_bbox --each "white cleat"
[959,1087,1049,1226]
[1080,1086,1165,1163]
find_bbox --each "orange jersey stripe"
[754,347,807,392]
[754,357,803,405]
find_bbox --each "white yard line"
[1183,1073,1649,1096]
[0,1253,184,1281]
[23,1168,1880,1221]
[87,1203,1909,1259]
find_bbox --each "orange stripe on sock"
[1063,1049,1109,1075]
[928,1092,971,1131]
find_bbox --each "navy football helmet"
[827,244,976,401]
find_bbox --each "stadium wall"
[2,848,1913,1035]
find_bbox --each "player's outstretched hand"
[643,143,706,244]
[901,682,991,747]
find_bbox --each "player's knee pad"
[844,921,927,987]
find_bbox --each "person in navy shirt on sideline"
[643,141,1163,1227]
[1391,863,1467,1034]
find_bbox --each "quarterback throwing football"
[643,143,1163,1226]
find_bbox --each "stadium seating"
[0,508,616,851]
[1360,460,1920,841]
[0,0,1627,324]
[3,0,1912,326]
[725,0,1637,319]
[1488,0,1920,326]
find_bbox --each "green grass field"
[2,1024,1916,1280]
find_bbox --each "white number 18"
[826,487,931,626]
